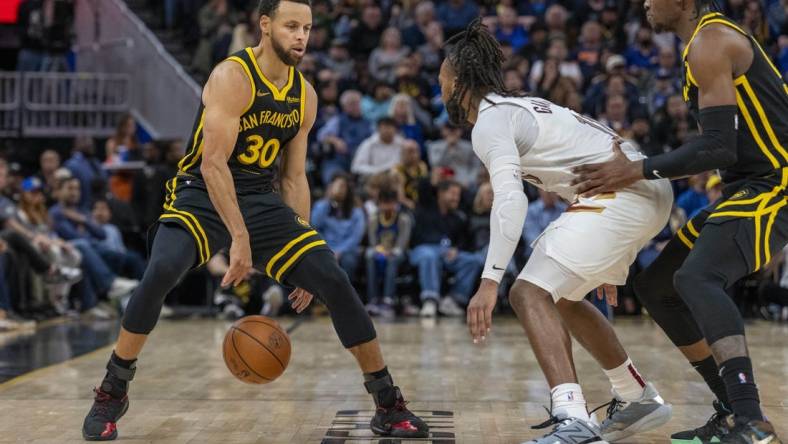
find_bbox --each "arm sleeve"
[643,105,738,179]
[472,106,530,283]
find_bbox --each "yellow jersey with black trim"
[682,13,788,182]
[177,47,306,192]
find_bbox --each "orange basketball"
[222,315,291,384]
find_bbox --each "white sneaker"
[439,297,464,316]
[82,306,113,320]
[598,382,672,442]
[420,299,437,317]
[107,277,139,300]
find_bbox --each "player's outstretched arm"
[200,60,253,287]
[280,80,318,222]
[466,106,528,343]
[572,25,743,196]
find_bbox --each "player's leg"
[673,211,786,441]
[82,224,197,441]
[555,297,671,441]
[285,249,429,438]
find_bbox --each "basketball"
[222,315,291,384]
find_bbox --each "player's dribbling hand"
[571,140,644,197]
[595,283,618,307]
[288,288,313,313]
[467,279,498,344]
[222,235,252,288]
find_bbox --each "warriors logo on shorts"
[295,216,310,228]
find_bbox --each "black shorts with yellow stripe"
[676,168,788,272]
[158,175,330,283]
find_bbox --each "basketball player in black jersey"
[81,1,427,440]
[573,1,786,443]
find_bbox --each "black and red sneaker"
[82,387,129,441]
[369,387,429,438]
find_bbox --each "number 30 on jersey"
[237,135,281,168]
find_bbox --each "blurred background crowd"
[1,0,788,332]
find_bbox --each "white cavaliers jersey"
[475,94,645,202]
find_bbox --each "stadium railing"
[73,0,201,140]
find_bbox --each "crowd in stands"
[5,0,788,331]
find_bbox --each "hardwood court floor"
[0,316,785,443]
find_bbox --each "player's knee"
[508,280,549,314]
[633,271,657,303]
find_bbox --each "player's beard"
[271,34,301,66]
[446,91,467,127]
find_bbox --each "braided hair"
[443,18,522,125]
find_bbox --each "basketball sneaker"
[523,411,608,444]
[369,387,429,438]
[598,382,672,442]
[82,387,129,441]
[720,416,782,444]
[82,359,135,441]
[670,400,731,443]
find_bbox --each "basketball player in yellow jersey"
[81,1,428,441]
[573,1,786,442]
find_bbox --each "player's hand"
[288,288,313,313]
[595,283,618,307]
[467,279,498,344]
[571,140,644,197]
[222,235,252,287]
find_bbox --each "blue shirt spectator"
[311,175,366,277]
[437,0,479,35]
[676,175,710,219]
[522,190,568,258]
[494,6,529,52]
[63,137,107,211]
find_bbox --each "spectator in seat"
[389,94,425,150]
[676,173,711,219]
[365,188,414,318]
[36,149,61,206]
[64,136,106,211]
[494,5,529,53]
[417,21,445,78]
[361,82,395,126]
[437,0,480,37]
[598,93,632,139]
[322,38,355,81]
[624,26,658,74]
[50,177,144,280]
[351,117,404,180]
[348,5,385,57]
[401,1,435,49]
[316,89,372,186]
[368,27,410,85]
[410,179,479,317]
[529,37,583,92]
[311,174,366,279]
[427,122,479,189]
[393,139,429,209]
[522,189,567,259]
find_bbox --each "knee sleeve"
[673,261,744,344]
[286,249,376,348]
[122,224,197,334]
[632,236,706,347]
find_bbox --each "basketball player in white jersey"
[439,21,673,444]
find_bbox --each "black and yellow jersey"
[176,47,306,192]
[682,12,788,183]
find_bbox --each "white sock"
[551,383,589,421]
[603,357,646,402]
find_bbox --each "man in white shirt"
[438,20,674,444]
[351,117,404,179]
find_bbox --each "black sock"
[719,357,763,421]
[364,366,396,408]
[101,352,136,399]
[691,356,730,408]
